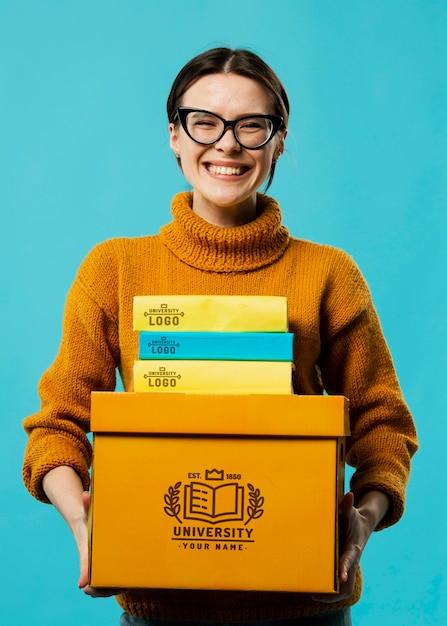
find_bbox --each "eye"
[241,121,264,129]
[195,120,218,127]
[189,113,219,128]
[238,118,270,133]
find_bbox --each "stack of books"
[132,295,294,395]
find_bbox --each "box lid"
[91,392,349,437]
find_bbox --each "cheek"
[177,142,197,168]
[171,131,190,159]
[256,150,275,176]
[175,145,206,185]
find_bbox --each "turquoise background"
[1,1,445,624]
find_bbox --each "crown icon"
[160,366,166,371]
[205,468,224,481]
[161,303,168,308]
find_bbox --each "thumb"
[76,491,91,589]
[339,491,355,517]
[82,491,91,516]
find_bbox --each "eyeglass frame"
[173,107,285,150]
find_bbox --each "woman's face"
[169,73,284,227]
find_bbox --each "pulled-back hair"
[167,48,289,190]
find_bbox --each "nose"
[214,125,241,153]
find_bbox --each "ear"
[274,129,287,161]
[277,128,287,155]
[169,122,180,157]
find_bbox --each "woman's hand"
[43,466,126,598]
[76,492,126,597]
[313,490,390,603]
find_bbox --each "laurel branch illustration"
[163,481,182,524]
[245,483,265,525]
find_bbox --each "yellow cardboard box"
[89,393,349,593]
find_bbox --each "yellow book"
[133,360,293,394]
[133,295,288,332]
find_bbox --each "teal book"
[138,332,294,361]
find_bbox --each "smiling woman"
[22,47,418,626]
[166,48,289,226]
[168,72,286,226]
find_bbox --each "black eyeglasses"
[174,107,284,150]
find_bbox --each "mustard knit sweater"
[23,192,418,621]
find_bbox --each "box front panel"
[90,434,339,593]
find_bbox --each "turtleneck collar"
[159,192,290,273]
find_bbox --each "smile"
[206,164,247,176]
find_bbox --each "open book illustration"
[184,481,244,523]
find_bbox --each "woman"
[23,47,418,626]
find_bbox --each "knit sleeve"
[22,244,120,503]
[318,250,418,530]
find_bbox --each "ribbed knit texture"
[23,191,418,621]
[161,192,290,272]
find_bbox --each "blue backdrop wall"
[1,1,445,624]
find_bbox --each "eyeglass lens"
[185,111,275,148]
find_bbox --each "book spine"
[133,296,288,332]
[133,360,293,395]
[138,332,294,361]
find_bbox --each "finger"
[312,568,357,603]
[312,582,355,603]
[78,550,90,589]
[81,585,126,598]
[314,493,358,602]
[76,503,90,589]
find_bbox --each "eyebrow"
[186,108,274,119]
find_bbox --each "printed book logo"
[143,366,181,388]
[163,469,265,550]
[143,304,185,327]
[143,336,180,356]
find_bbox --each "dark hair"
[167,47,289,190]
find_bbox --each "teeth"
[207,165,244,176]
